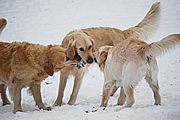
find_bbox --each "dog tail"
[123,2,160,40]
[0,18,7,34]
[145,34,180,58]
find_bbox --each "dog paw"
[53,102,62,107]
[13,109,23,113]
[3,101,11,106]
[117,101,125,106]
[44,106,52,111]
[154,102,161,106]
[100,104,107,108]
[67,101,74,105]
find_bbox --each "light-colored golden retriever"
[94,34,180,108]
[0,18,11,106]
[53,2,161,106]
[0,41,75,113]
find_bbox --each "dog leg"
[12,83,22,113]
[100,86,109,107]
[110,86,119,96]
[0,84,11,105]
[100,82,115,107]
[67,71,85,105]
[31,84,51,111]
[145,75,161,105]
[146,58,161,105]
[117,87,126,105]
[123,85,135,107]
[53,70,69,106]
[149,81,161,105]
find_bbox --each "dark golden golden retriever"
[0,41,75,113]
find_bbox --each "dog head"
[94,46,113,71]
[0,18,7,34]
[65,31,95,65]
[44,45,67,76]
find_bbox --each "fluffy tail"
[0,18,7,34]
[123,2,160,40]
[146,34,180,58]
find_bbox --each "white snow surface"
[0,0,180,120]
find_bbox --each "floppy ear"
[98,46,112,70]
[99,51,108,71]
[44,50,54,76]
[44,58,54,76]
[91,39,95,52]
[66,40,76,60]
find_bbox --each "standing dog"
[0,41,75,113]
[0,18,11,106]
[54,2,161,106]
[94,34,180,108]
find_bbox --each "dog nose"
[86,57,93,64]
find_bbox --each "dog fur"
[53,2,161,106]
[94,34,180,108]
[0,41,71,113]
[0,18,11,106]
[0,84,10,105]
[0,18,7,34]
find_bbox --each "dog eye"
[79,48,84,51]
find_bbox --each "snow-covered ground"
[0,0,180,120]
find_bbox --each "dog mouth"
[72,52,94,69]
[65,54,85,69]
[75,53,86,68]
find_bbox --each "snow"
[0,0,180,120]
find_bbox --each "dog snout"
[86,56,93,64]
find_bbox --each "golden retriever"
[0,41,75,113]
[0,18,11,106]
[94,34,180,108]
[53,2,161,106]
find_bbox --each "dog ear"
[91,39,95,52]
[99,46,112,70]
[44,58,54,76]
[66,40,76,60]
[44,50,54,76]
[99,51,108,70]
